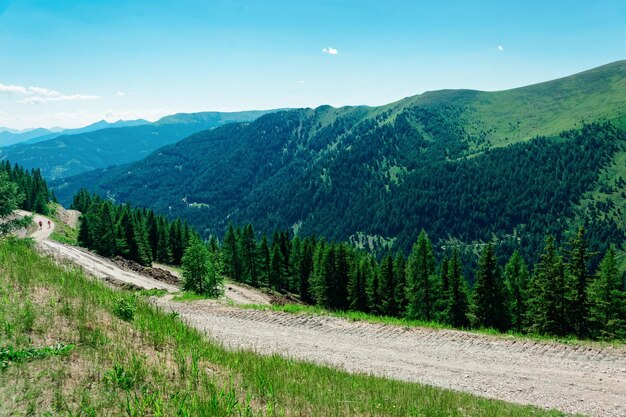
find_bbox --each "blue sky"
[0,0,625,129]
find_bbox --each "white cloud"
[19,94,100,104]
[0,84,28,94]
[322,47,338,55]
[0,82,100,104]
[298,80,305,84]
[28,86,62,97]
[116,91,126,96]
[497,45,504,52]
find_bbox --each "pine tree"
[241,224,258,286]
[95,202,117,258]
[298,238,314,303]
[394,253,407,316]
[348,255,368,312]
[289,236,302,293]
[310,239,327,306]
[132,213,152,266]
[588,247,626,339]
[258,235,271,287]
[443,250,470,328]
[146,210,159,259]
[169,219,184,265]
[434,256,450,320]
[565,226,594,338]
[504,250,529,332]
[379,253,396,316]
[181,237,223,297]
[77,213,92,247]
[270,243,285,290]
[332,244,350,310]
[366,258,381,314]
[527,236,574,336]
[222,224,242,281]
[156,218,170,263]
[472,243,509,331]
[406,230,437,321]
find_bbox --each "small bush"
[113,297,136,321]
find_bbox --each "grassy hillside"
[0,238,565,416]
[392,60,626,148]
[1,110,274,179]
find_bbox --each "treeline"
[71,189,198,266]
[216,224,626,340]
[1,160,52,215]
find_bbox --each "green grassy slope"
[392,60,626,148]
[0,238,567,416]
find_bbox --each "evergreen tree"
[181,237,223,297]
[298,238,314,303]
[258,235,271,287]
[406,230,437,321]
[588,247,626,339]
[241,224,258,286]
[394,253,407,316]
[366,258,381,314]
[270,243,285,290]
[379,252,396,316]
[565,226,594,338]
[94,202,117,258]
[146,210,159,259]
[169,219,184,265]
[443,250,470,327]
[434,256,450,320]
[472,244,509,331]
[332,244,350,310]
[527,236,574,336]
[504,250,529,332]
[77,213,92,247]
[310,239,327,306]
[348,256,368,312]
[289,236,303,293]
[222,223,242,281]
[156,219,171,263]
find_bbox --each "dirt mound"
[54,205,80,229]
[112,256,180,287]
[268,292,303,306]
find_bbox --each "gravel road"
[155,298,626,417]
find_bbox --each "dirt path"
[18,211,177,292]
[16,210,55,241]
[154,299,626,417]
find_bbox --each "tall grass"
[0,238,569,416]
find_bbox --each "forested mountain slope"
[53,62,626,263]
[1,110,273,179]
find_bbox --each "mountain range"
[52,61,626,266]
[0,119,149,147]
[0,110,274,179]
